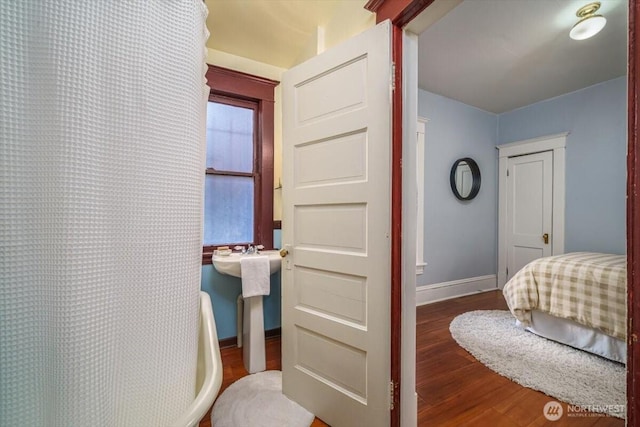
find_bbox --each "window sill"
[202,250,214,265]
[202,245,279,266]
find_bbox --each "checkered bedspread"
[503,252,627,340]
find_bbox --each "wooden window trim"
[204,96,258,256]
[202,65,279,265]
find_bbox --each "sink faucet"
[241,244,264,255]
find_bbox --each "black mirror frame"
[450,157,481,201]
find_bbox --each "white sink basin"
[211,250,282,278]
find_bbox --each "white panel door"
[281,21,392,427]
[506,151,553,279]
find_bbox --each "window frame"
[202,65,279,265]
[204,95,258,248]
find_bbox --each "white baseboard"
[416,274,497,306]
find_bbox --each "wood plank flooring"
[416,290,624,427]
[200,290,624,426]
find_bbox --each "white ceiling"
[417,0,628,113]
[205,0,627,114]
[205,0,343,69]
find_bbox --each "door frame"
[366,0,639,424]
[627,3,640,425]
[496,133,567,288]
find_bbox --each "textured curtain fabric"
[0,2,209,425]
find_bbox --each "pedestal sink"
[211,250,281,374]
[211,250,282,278]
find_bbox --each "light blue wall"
[416,77,626,286]
[497,77,627,254]
[202,78,625,325]
[201,230,282,340]
[418,90,498,285]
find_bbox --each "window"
[202,66,278,264]
[204,97,257,246]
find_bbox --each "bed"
[502,252,627,363]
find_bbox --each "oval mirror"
[450,157,481,201]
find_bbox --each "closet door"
[506,151,553,280]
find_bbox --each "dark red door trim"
[366,0,436,28]
[364,1,436,426]
[364,1,437,426]
[367,0,640,423]
[388,24,403,427]
[628,1,639,424]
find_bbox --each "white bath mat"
[450,310,626,419]
[212,370,314,427]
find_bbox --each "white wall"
[294,0,375,65]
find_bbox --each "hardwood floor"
[200,290,624,426]
[416,290,624,427]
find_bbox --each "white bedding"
[518,310,626,364]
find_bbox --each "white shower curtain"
[0,2,209,425]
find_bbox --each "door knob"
[279,248,289,258]
[543,233,549,244]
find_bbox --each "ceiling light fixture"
[570,2,607,40]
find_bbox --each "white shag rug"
[450,310,626,419]
[212,370,314,427]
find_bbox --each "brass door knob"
[279,248,289,258]
[543,233,549,244]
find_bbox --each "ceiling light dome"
[570,2,607,40]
